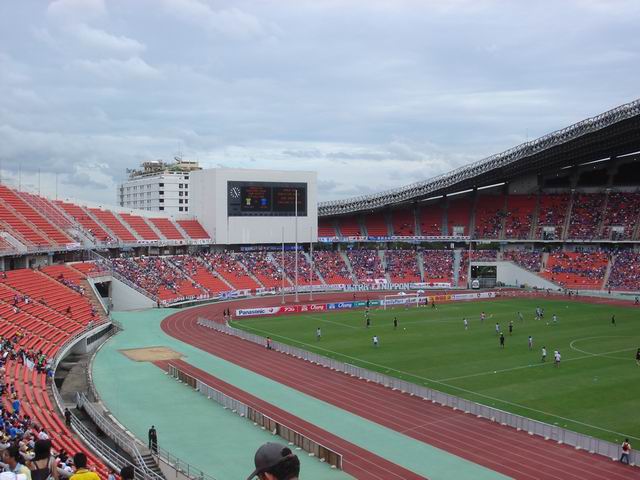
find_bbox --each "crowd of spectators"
[474,196,505,239]
[200,251,260,290]
[312,251,352,284]
[274,251,317,285]
[607,251,640,291]
[504,195,535,239]
[603,192,640,240]
[385,250,420,282]
[346,250,385,283]
[542,251,609,288]
[421,250,454,283]
[0,333,95,479]
[537,194,570,239]
[503,250,542,272]
[237,252,284,288]
[569,194,606,239]
[108,257,204,302]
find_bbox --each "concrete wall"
[472,261,559,289]
[108,277,157,311]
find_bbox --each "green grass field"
[231,298,640,443]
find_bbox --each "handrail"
[75,393,160,480]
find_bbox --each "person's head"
[3,444,20,467]
[33,439,52,461]
[625,438,629,443]
[246,443,300,480]
[73,452,87,469]
[120,465,135,480]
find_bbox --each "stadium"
[0,95,637,480]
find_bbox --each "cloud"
[47,0,106,23]
[160,0,268,39]
[70,24,146,56]
[72,57,160,80]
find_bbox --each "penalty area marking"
[569,336,639,362]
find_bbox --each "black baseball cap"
[246,442,297,480]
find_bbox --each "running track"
[161,293,639,480]
[155,358,424,480]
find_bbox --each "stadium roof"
[319,98,640,217]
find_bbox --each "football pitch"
[231,298,640,443]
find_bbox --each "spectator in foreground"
[246,442,300,480]
[27,440,59,480]
[119,466,135,480]
[620,438,631,465]
[2,445,31,480]
[69,453,98,480]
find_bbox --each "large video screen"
[228,181,307,217]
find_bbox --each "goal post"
[382,292,424,310]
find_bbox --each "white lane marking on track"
[237,322,640,441]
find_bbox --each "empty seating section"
[170,256,230,294]
[1,269,97,325]
[120,213,160,240]
[346,250,385,283]
[202,252,260,290]
[236,252,285,288]
[602,192,640,240]
[0,185,72,245]
[474,195,505,239]
[391,209,415,236]
[541,251,608,289]
[446,198,471,236]
[55,202,113,242]
[537,194,570,239]
[70,262,101,276]
[150,218,185,240]
[0,201,51,246]
[177,220,210,239]
[503,250,542,271]
[363,213,388,236]
[504,195,536,239]
[41,264,86,285]
[18,191,74,230]
[418,205,443,236]
[568,194,605,239]
[272,251,320,285]
[607,251,640,291]
[312,251,352,284]
[385,250,420,282]
[110,257,205,302]
[421,250,454,284]
[337,216,362,236]
[89,208,137,242]
[318,218,336,237]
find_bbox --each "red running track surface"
[161,293,639,480]
[154,358,425,480]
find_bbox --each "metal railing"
[167,364,343,471]
[75,393,159,480]
[198,318,639,467]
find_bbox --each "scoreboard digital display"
[228,181,307,216]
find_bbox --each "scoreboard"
[228,181,307,217]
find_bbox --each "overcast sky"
[0,0,639,205]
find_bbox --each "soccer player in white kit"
[541,346,547,362]
[464,318,469,330]
[528,336,533,350]
[372,335,379,347]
